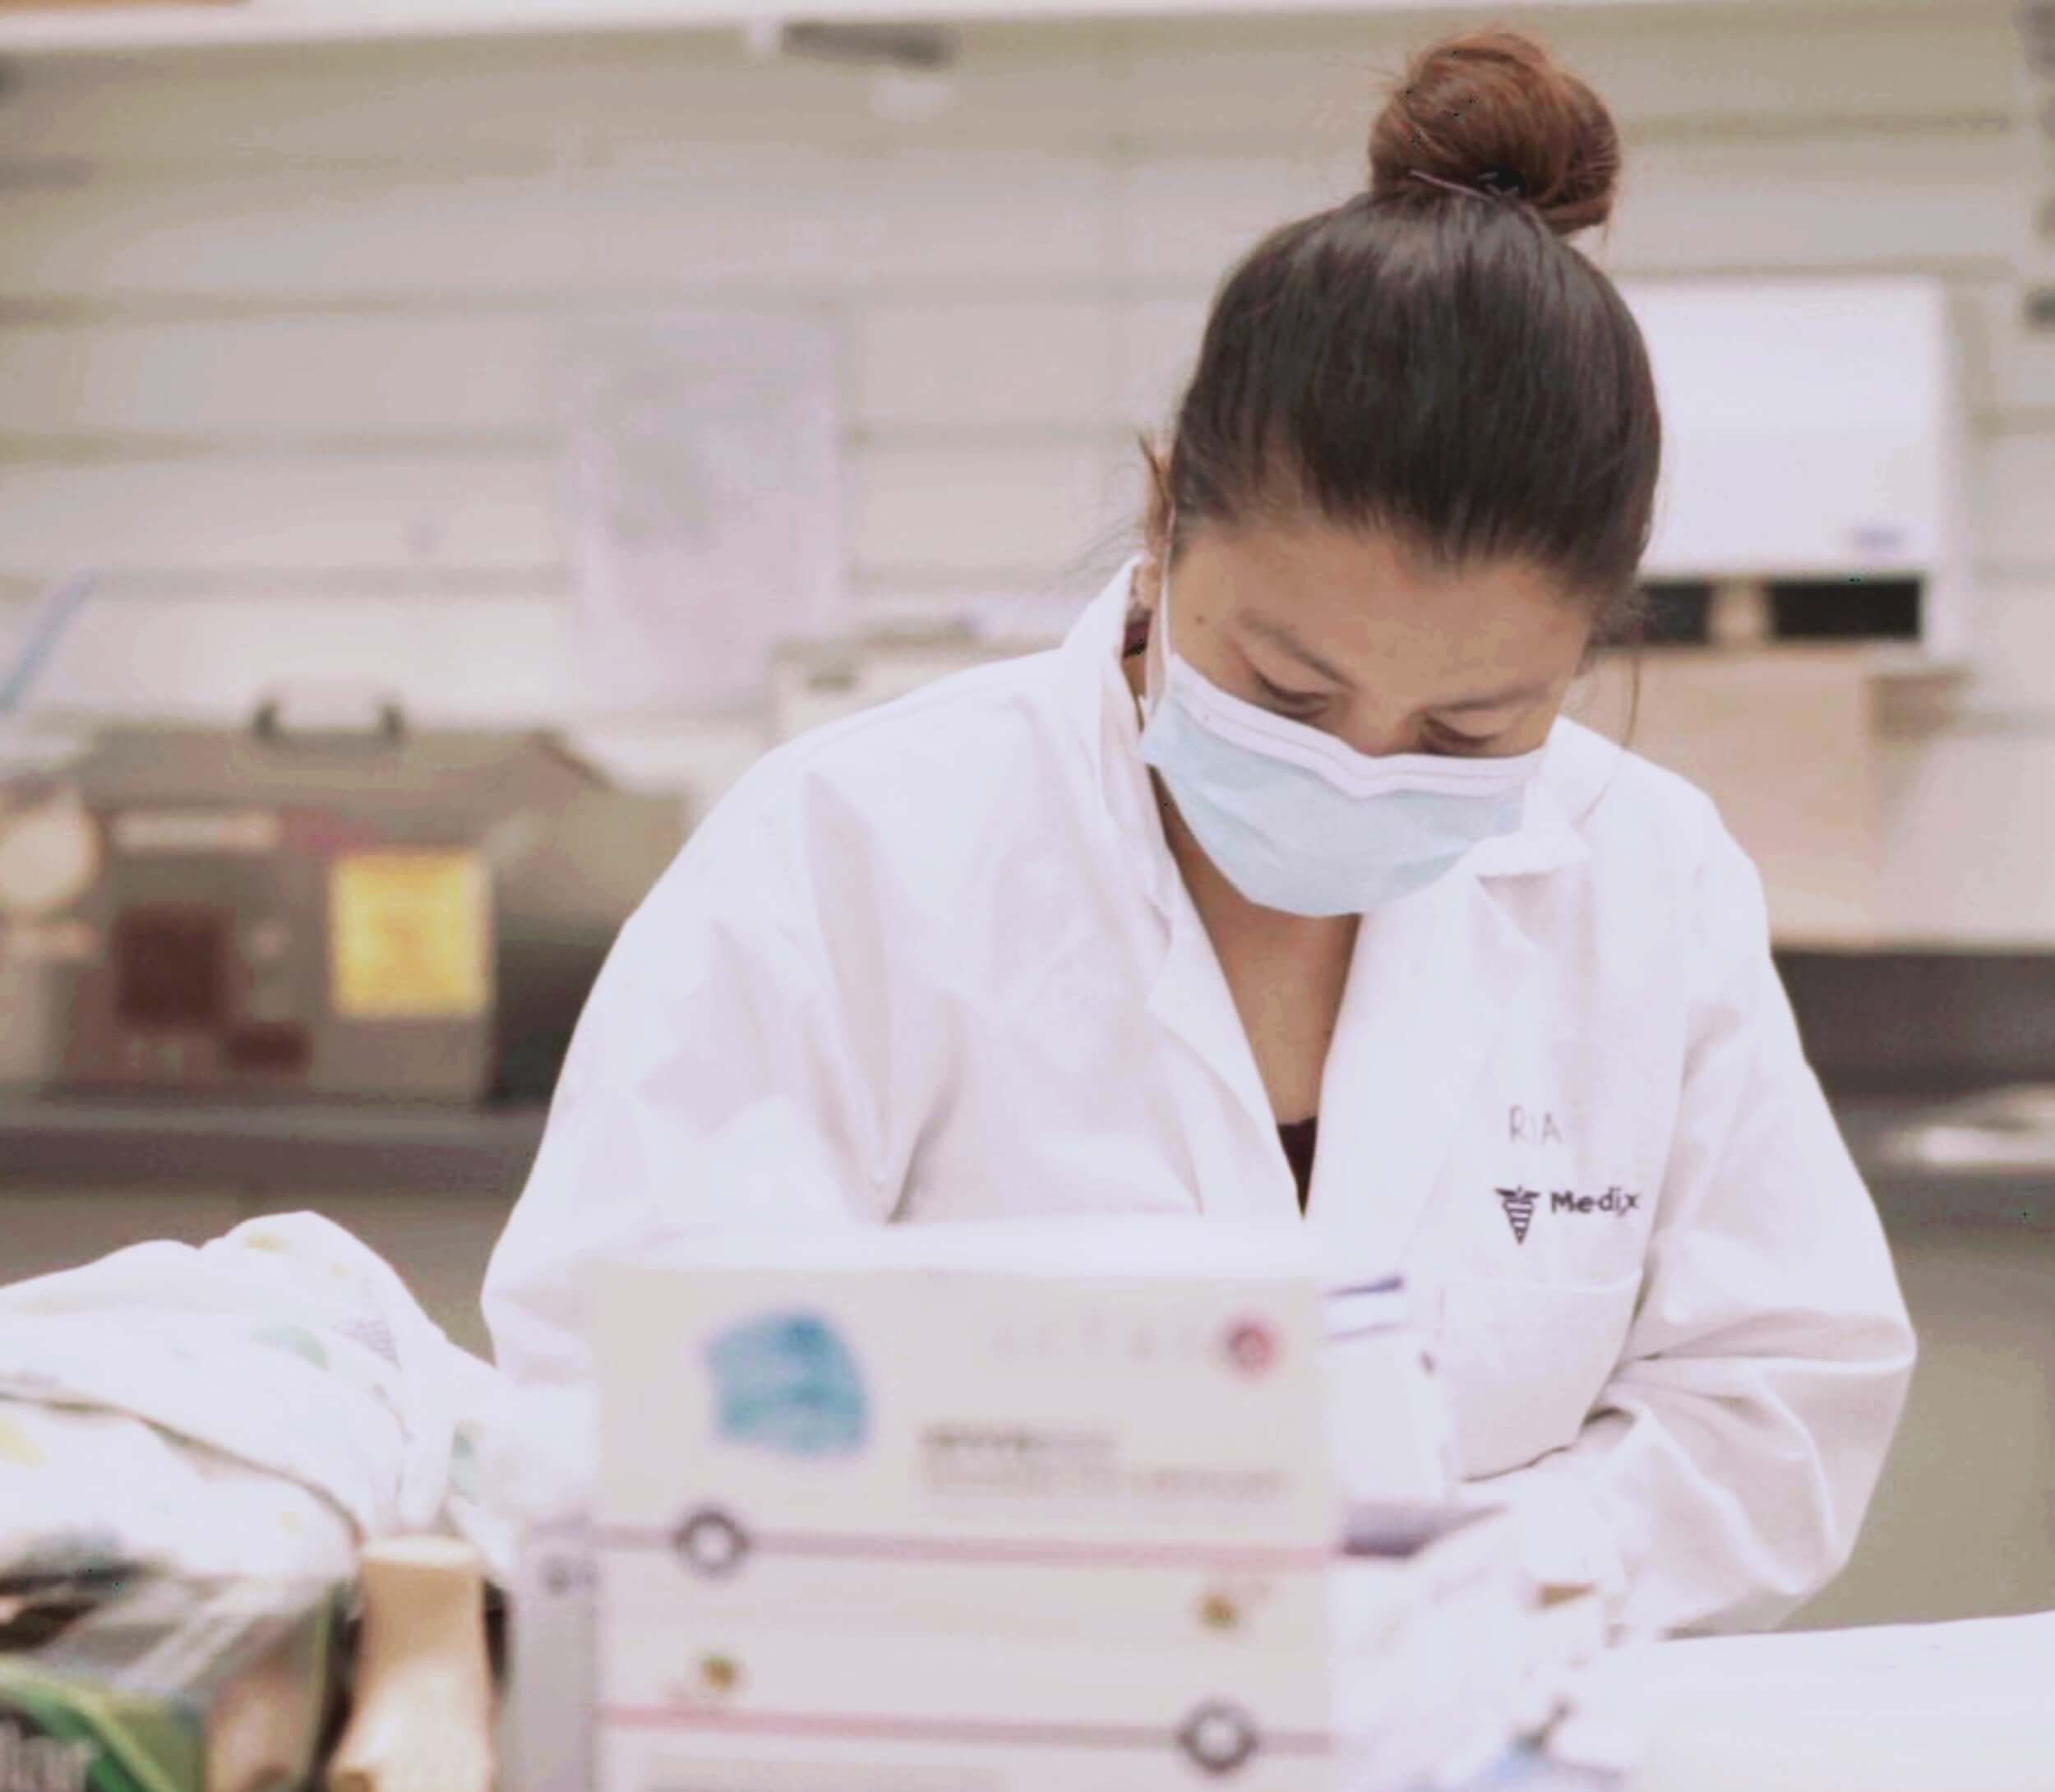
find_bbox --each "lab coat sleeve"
[481,772,896,1417]
[1464,821,1916,1637]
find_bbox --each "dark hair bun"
[1369,30,1621,238]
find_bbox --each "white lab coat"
[484,560,1914,1637]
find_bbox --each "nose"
[1333,699,1419,760]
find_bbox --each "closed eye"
[1423,719,1502,755]
[1251,671,1328,718]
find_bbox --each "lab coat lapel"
[1064,558,1296,1224]
[1148,889,1303,1224]
[1308,868,1546,1269]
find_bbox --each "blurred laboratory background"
[0,0,2051,1632]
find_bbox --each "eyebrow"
[1238,613,1550,714]
[1237,613,1355,687]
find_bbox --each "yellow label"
[329,850,491,1020]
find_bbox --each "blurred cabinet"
[1619,278,1974,662]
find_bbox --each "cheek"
[1179,614,1252,693]
[1510,698,1572,751]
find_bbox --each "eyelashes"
[1424,722,1498,753]
[1250,671,1327,717]
[1249,671,1502,754]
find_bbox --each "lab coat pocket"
[1434,1272,1642,1481]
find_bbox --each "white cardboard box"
[593,1506,1529,1792]
[589,1221,1338,1556]
[584,1222,1531,1792]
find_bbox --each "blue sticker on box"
[704,1311,867,1457]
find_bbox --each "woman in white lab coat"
[486,30,1914,1637]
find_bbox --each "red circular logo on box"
[1222,1319,1278,1377]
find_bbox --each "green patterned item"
[0,1568,337,1792]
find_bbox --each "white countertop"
[1572,1610,2055,1792]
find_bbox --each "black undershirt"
[1278,1116,1318,1213]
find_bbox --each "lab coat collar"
[1060,557,1181,919]
[1059,556,1595,907]
[1060,562,1281,1212]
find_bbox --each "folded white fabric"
[0,1400,360,1579]
[0,1211,524,1582]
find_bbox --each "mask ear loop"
[1138,509,1179,730]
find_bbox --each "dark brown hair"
[1148,29,1660,640]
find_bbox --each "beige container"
[329,1537,495,1792]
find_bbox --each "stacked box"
[502,1517,596,1792]
[585,1222,1535,1792]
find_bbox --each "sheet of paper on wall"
[556,312,846,715]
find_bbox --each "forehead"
[1194,520,1589,677]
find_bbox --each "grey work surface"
[4,1083,2052,1634]
[5,1089,2053,1240]
[0,1094,549,1195]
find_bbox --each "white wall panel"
[1536,7,2014,128]
[0,45,886,163]
[0,155,877,299]
[1113,132,2019,288]
[1956,282,2055,425]
[1111,25,1397,157]
[1878,725,2055,944]
[1108,10,2015,155]
[0,30,1123,166]
[1112,294,1207,427]
[1114,152,1355,281]
[1974,429,2055,575]
[0,298,1129,440]
[4,9,2006,175]
[853,150,1116,279]
[3,592,575,722]
[1942,571,2055,712]
[0,315,549,437]
[855,301,1113,429]
[0,458,561,575]
[1603,131,2017,277]
[4,279,2033,458]
[851,441,1127,575]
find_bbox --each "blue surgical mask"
[1136,567,1545,917]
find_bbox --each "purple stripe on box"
[601,1705,1334,1757]
[598,1526,1332,1573]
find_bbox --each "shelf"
[1600,641,1972,678]
[0,0,1953,56]
[3,1087,2052,1235]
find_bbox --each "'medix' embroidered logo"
[1552,1186,1642,1219]
[1495,1185,1643,1245]
[1494,1185,1539,1245]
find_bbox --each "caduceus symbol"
[1494,1185,1539,1245]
